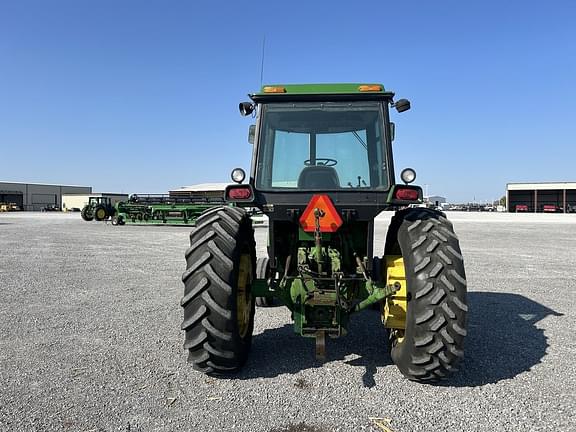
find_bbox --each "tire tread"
[180,206,255,375]
[385,208,467,383]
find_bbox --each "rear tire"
[384,208,467,382]
[181,206,256,374]
[255,257,275,307]
[81,206,93,221]
[94,206,107,221]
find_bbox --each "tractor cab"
[88,197,112,206]
[230,84,420,211]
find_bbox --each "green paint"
[299,229,331,241]
[290,278,306,305]
[327,248,341,273]
[353,282,399,312]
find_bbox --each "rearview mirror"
[239,102,255,116]
[395,99,411,113]
[248,125,255,144]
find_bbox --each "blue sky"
[1,1,575,202]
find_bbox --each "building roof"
[0,180,90,188]
[507,182,576,191]
[61,192,128,196]
[170,183,229,193]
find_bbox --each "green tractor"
[81,197,116,222]
[181,83,467,382]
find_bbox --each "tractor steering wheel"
[304,158,338,167]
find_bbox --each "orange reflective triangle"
[299,194,343,233]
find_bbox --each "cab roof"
[249,83,394,102]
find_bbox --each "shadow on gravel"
[237,309,392,387]
[446,291,563,387]
[269,423,331,432]
[236,292,562,388]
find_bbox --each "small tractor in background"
[0,202,20,212]
[81,197,116,221]
[180,83,467,383]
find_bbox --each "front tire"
[384,208,467,382]
[181,206,256,374]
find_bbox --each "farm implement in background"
[112,194,224,226]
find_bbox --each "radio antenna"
[259,35,266,87]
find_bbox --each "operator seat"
[297,166,341,189]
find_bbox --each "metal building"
[169,183,228,202]
[507,182,576,213]
[0,181,91,211]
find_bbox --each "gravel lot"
[1,211,575,432]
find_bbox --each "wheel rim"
[237,252,253,338]
[96,208,106,219]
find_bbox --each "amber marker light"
[262,86,286,93]
[358,85,382,92]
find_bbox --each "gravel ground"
[0,211,574,432]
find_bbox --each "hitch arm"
[353,281,401,312]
